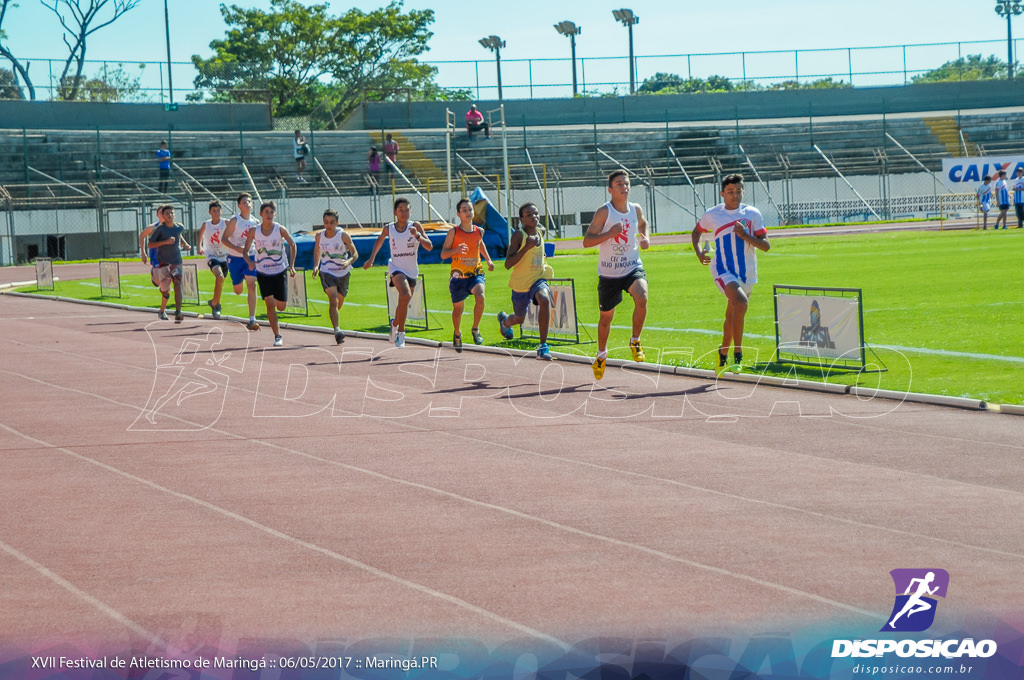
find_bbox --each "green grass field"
[18,228,1024,405]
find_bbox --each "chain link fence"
[6,38,1018,104]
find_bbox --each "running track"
[1,263,1022,660]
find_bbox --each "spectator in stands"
[383,133,399,175]
[293,130,309,183]
[1013,167,1024,229]
[368,146,381,178]
[156,140,171,194]
[465,105,490,140]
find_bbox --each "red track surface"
[1,264,1022,656]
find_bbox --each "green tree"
[192,0,442,127]
[912,54,1009,83]
[59,63,147,102]
[638,72,735,95]
[42,0,142,101]
[638,72,685,94]
[768,77,849,90]
[1,0,35,99]
[0,65,23,98]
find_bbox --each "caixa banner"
[940,157,1024,191]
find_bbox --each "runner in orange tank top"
[441,198,495,351]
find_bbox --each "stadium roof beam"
[478,35,506,101]
[554,21,582,97]
[612,9,639,95]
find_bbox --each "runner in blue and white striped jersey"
[993,170,1010,229]
[691,174,771,375]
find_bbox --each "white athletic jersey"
[254,222,287,275]
[977,183,992,210]
[1014,176,1024,204]
[995,178,1010,205]
[387,222,420,279]
[226,213,259,257]
[596,201,643,279]
[202,219,228,260]
[317,229,351,276]
[695,203,767,286]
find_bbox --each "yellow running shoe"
[592,356,606,380]
[714,352,729,376]
[629,339,645,362]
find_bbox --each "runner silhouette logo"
[882,568,949,632]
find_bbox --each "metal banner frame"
[518,278,580,345]
[35,258,54,291]
[181,264,201,306]
[385,273,430,331]
[773,284,884,373]
[99,261,122,298]
[284,270,310,316]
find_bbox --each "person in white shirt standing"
[977,176,992,230]
[1013,167,1024,229]
[691,174,771,376]
[582,170,651,380]
[993,169,1010,229]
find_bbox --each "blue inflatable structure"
[290,188,510,270]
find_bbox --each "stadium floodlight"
[995,0,1024,79]
[478,35,506,101]
[554,21,582,97]
[612,9,640,94]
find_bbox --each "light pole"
[554,21,582,97]
[996,0,1024,80]
[612,9,639,94]
[164,0,173,103]
[478,35,506,101]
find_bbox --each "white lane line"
[0,366,885,622]
[0,420,571,649]
[0,534,168,648]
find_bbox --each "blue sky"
[1,0,1018,99]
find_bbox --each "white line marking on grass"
[588,324,1024,363]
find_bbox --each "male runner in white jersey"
[692,174,771,375]
[362,197,433,348]
[582,170,650,380]
[196,199,228,319]
[311,208,359,344]
[242,201,297,347]
[221,192,261,330]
